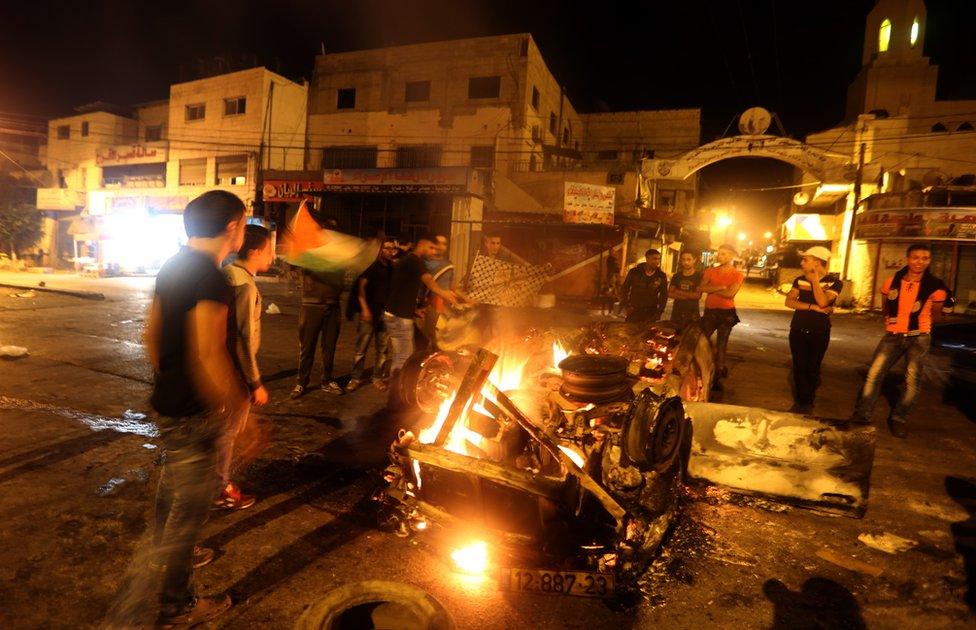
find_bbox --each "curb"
[0,282,105,301]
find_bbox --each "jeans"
[215,403,249,491]
[384,313,415,373]
[297,303,341,386]
[789,327,831,407]
[854,333,931,424]
[350,317,390,381]
[153,413,222,617]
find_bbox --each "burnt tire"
[624,391,686,475]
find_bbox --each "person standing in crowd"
[851,243,952,437]
[620,249,668,324]
[291,263,345,398]
[346,237,397,392]
[784,246,843,414]
[419,233,455,351]
[667,250,703,328]
[216,224,273,510]
[481,232,530,265]
[144,190,247,626]
[699,243,744,391]
[384,235,461,378]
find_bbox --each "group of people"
[619,240,953,437]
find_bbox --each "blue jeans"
[350,317,390,381]
[854,333,931,425]
[153,413,222,617]
[384,313,415,373]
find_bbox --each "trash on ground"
[14,290,36,298]
[816,548,883,577]
[857,532,917,554]
[0,345,29,359]
[266,303,281,314]
[96,478,127,497]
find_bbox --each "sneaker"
[213,483,256,510]
[290,384,307,399]
[151,546,214,571]
[321,381,343,395]
[372,379,389,392]
[345,378,363,393]
[888,419,908,439]
[158,594,232,628]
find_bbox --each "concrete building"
[36,68,306,272]
[786,0,976,308]
[265,34,700,298]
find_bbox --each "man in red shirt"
[699,243,745,390]
[851,243,952,437]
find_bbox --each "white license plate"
[505,568,615,598]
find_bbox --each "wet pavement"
[0,278,974,628]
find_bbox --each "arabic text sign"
[855,208,976,241]
[324,167,472,193]
[96,143,166,166]
[564,182,615,225]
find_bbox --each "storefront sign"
[96,143,166,166]
[36,188,86,211]
[264,167,478,201]
[108,195,189,213]
[855,208,976,241]
[262,180,327,201]
[564,182,615,225]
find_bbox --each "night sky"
[2,0,974,232]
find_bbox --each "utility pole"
[842,141,866,280]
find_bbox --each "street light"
[763,231,773,240]
[715,213,733,229]
[737,232,747,241]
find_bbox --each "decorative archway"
[643,135,854,183]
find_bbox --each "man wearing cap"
[851,243,953,437]
[699,243,744,390]
[784,246,843,413]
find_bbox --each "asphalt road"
[0,277,973,628]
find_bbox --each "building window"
[562,128,570,144]
[932,122,947,132]
[531,125,541,143]
[179,158,207,186]
[224,96,246,116]
[910,17,920,47]
[470,146,495,168]
[215,155,248,185]
[81,121,89,137]
[337,88,356,110]
[529,154,537,172]
[531,87,540,111]
[321,146,378,169]
[405,80,431,103]
[395,145,442,168]
[468,76,501,99]
[146,125,163,142]
[596,150,618,161]
[57,125,69,140]
[879,18,892,52]
[185,103,206,122]
[958,122,974,132]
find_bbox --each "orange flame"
[552,341,570,370]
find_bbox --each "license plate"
[505,568,615,598]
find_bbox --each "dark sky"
[2,0,974,231]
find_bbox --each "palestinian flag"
[282,201,378,275]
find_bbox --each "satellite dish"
[739,107,772,135]
[793,191,810,206]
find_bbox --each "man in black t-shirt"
[346,237,397,392]
[784,246,843,413]
[384,234,461,377]
[621,249,669,323]
[144,190,247,627]
[667,250,703,329]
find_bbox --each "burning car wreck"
[375,321,710,597]
[374,319,876,599]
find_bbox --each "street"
[1,275,974,629]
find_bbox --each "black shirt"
[622,264,669,315]
[347,259,393,320]
[669,270,703,323]
[150,248,240,417]
[385,253,427,319]
[790,274,843,332]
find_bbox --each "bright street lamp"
[763,231,773,239]
[737,232,747,241]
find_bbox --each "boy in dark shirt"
[621,248,669,323]
[346,238,397,392]
[144,190,247,627]
[668,250,703,328]
[784,246,843,413]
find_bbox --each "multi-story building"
[264,34,700,297]
[36,67,306,271]
[788,0,976,307]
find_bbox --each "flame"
[558,445,586,468]
[488,351,528,392]
[412,459,422,489]
[552,341,570,370]
[451,540,489,574]
[419,394,456,445]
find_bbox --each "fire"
[558,445,586,468]
[451,540,489,574]
[552,341,570,369]
[488,351,528,392]
[418,394,456,445]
